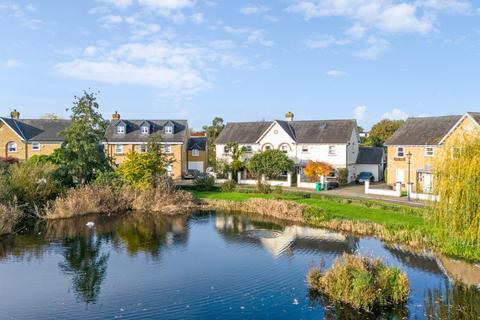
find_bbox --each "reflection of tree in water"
[424,281,480,320]
[307,290,409,320]
[59,235,109,305]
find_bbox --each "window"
[301,145,309,153]
[139,144,147,153]
[166,165,172,177]
[397,147,404,157]
[223,146,230,154]
[244,145,252,153]
[192,149,199,157]
[280,144,289,154]
[7,142,17,153]
[141,126,149,135]
[328,145,336,155]
[263,144,273,151]
[164,126,173,134]
[32,142,40,151]
[115,145,123,155]
[425,147,434,157]
[164,145,172,154]
[116,125,125,134]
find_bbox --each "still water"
[0,211,479,319]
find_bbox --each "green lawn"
[192,190,424,228]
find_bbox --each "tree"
[226,141,246,173]
[365,119,405,147]
[304,161,333,182]
[117,138,173,189]
[56,91,111,185]
[248,149,294,179]
[203,117,224,166]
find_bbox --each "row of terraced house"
[1,109,479,193]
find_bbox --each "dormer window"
[116,125,125,134]
[141,126,150,135]
[164,125,173,134]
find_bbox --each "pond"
[1,210,479,319]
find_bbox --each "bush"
[337,168,349,185]
[307,254,409,311]
[272,185,283,199]
[0,203,25,236]
[256,181,271,194]
[0,172,12,203]
[193,174,215,191]
[220,180,237,192]
[95,171,125,190]
[9,162,64,212]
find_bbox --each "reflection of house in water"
[215,214,358,256]
[384,245,444,275]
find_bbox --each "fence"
[365,180,402,197]
[237,170,292,187]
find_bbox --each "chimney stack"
[285,111,294,122]
[10,109,20,119]
[112,111,120,121]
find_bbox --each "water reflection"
[424,281,480,319]
[59,235,109,304]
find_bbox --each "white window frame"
[7,142,17,153]
[32,142,41,151]
[244,145,252,153]
[263,143,273,151]
[164,126,173,134]
[397,147,405,157]
[141,126,149,135]
[301,145,309,153]
[164,145,172,154]
[425,147,434,157]
[192,149,200,157]
[328,145,336,155]
[116,125,125,134]
[223,146,230,154]
[115,145,124,155]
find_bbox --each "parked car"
[325,181,339,190]
[355,172,374,184]
[184,169,200,179]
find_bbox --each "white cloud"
[137,0,196,11]
[304,34,350,49]
[89,6,110,15]
[240,4,269,15]
[191,12,204,23]
[326,69,347,76]
[100,14,123,27]
[416,0,473,13]
[100,0,133,10]
[55,40,255,95]
[355,37,390,60]
[287,0,435,35]
[224,26,274,47]
[354,105,367,123]
[381,108,409,120]
[0,3,42,29]
[2,59,24,68]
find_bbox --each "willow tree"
[432,134,480,243]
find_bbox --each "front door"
[423,173,432,193]
[396,169,405,184]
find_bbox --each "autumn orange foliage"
[304,160,333,181]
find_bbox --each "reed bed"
[0,203,25,236]
[307,254,409,311]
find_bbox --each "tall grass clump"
[0,203,25,236]
[432,134,480,245]
[307,254,409,311]
[220,180,237,192]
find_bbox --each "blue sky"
[0,0,479,130]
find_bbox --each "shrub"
[256,181,271,194]
[9,161,64,212]
[337,168,349,186]
[272,185,284,199]
[220,179,237,192]
[307,254,409,311]
[193,174,215,191]
[0,172,12,203]
[94,171,125,190]
[0,203,25,236]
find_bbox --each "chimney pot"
[112,111,120,121]
[285,111,294,122]
[10,109,20,119]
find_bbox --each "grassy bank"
[190,189,480,262]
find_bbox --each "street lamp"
[406,151,412,201]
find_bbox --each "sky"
[0,0,479,130]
